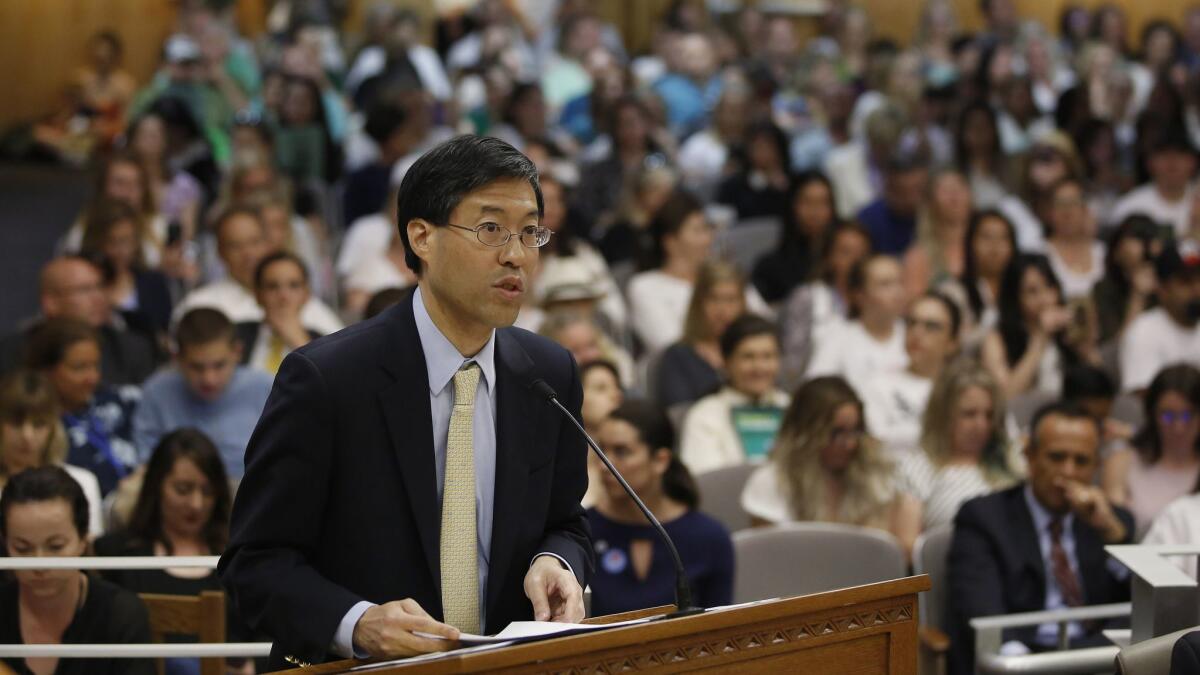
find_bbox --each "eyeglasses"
[1159,410,1197,425]
[445,222,553,248]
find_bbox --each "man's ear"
[407,218,434,269]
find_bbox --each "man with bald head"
[0,256,157,385]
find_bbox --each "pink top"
[1127,455,1200,540]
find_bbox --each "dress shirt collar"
[412,286,497,397]
[1024,483,1074,537]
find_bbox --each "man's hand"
[1058,478,1127,544]
[351,599,459,658]
[524,555,584,623]
[264,308,311,350]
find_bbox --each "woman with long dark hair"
[1091,215,1163,344]
[751,171,839,304]
[588,400,733,615]
[938,209,1017,353]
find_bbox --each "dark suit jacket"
[1172,631,1200,675]
[219,292,594,669]
[233,321,320,364]
[946,484,1134,675]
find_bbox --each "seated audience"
[1041,177,1105,299]
[655,261,745,408]
[680,315,789,474]
[741,376,896,532]
[947,402,1133,673]
[174,207,344,336]
[61,153,168,269]
[715,120,792,222]
[1120,242,1200,393]
[237,252,319,375]
[894,362,1021,556]
[862,291,961,453]
[539,313,634,387]
[806,254,908,385]
[581,359,623,508]
[0,370,103,536]
[938,209,1017,354]
[1110,128,1197,241]
[752,171,839,305]
[95,428,244,675]
[0,466,153,675]
[0,257,156,386]
[24,318,139,497]
[1102,364,1200,538]
[902,169,971,301]
[134,309,273,481]
[588,400,733,615]
[982,254,1097,399]
[1063,365,1133,456]
[1092,215,1162,346]
[857,151,929,255]
[343,231,417,319]
[779,223,871,387]
[1144,485,1200,578]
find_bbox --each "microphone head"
[529,378,558,402]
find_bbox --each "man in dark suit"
[0,256,157,386]
[220,135,593,669]
[947,401,1134,675]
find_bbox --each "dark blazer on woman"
[219,291,593,669]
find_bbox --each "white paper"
[413,616,655,646]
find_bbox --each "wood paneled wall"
[0,0,1194,133]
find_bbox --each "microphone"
[530,379,705,618]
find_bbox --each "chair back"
[712,218,782,275]
[694,464,757,534]
[913,524,953,632]
[1116,626,1200,675]
[140,590,226,675]
[732,522,907,603]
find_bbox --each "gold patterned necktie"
[441,362,481,633]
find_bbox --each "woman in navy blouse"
[587,399,734,616]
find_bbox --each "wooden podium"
[294,575,930,674]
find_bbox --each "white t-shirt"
[626,271,771,355]
[1143,493,1200,577]
[679,387,790,475]
[1119,307,1200,392]
[740,462,792,524]
[345,254,414,297]
[174,279,345,336]
[337,214,394,278]
[677,129,730,201]
[1045,241,1106,299]
[860,370,934,455]
[806,319,907,387]
[1111,183,1193,241]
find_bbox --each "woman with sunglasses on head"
[1102,365,1200,539]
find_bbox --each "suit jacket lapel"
[377,294,442,595]
[1008,487,1047,601]
[486,330,538,624]
[1072,518,1106,605]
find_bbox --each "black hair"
[23,318,100,371]
[954,99,1001,170]
[93,30,123,57]
[997,254,1076,369]
[738,120,790,173]
[1029,400,1103,452]
[817,222,872,285]
[363,101,410,146]
[281,75,343,182]
[580,359,622,388]
[607,399,698,509]
[1103,214,1162,295]
[396,135,543,276]
[1140,19,1182,65]
[718,314,778,360]
[127,428,232,555]
[364,287,410,319]
[960,209,1018,321]
[1063,364,1116,401]
[253,250,310,289]
[0,466,89,540]
[175,308,236,352]
[779,171,838,252]
[1133,364,1200,463]
[644,189,703,271]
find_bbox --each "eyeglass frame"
[443,221,553,248]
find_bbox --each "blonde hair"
[0,370,69,483]
[773,377,894,526]
[919,360,1017,486]
[681,260,746,345]
[915,169,969,279]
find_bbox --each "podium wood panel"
[287,575,929,674]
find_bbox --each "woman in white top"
[778,223,871,388]
[680,315,790,474]
[1143,491,1200,578]
[937,209,1018,355]
[981,253,1099,399]
[862,291,961,455]
[741,376,896,533]
[0,371,103,537]
[806,253,908,386]
[1041,177,1105,299]
[627,190,716,354]
[1102,364,1200,539]
[893,362,1022,558]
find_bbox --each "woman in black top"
[751,171,839,304]
[0,466,152,675]
[94,429,239,675]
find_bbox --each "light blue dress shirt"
[1023,486,1085,646]
[332,288,572,657]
